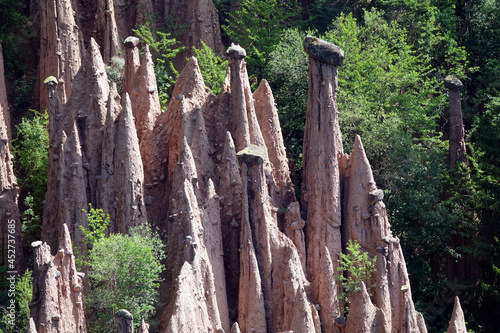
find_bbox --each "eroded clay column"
[227,44,251,151]
[0,42,23,273]
[445,75,466,169]
[302,36,344,332]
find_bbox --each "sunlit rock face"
[42,38,147,256]
[447,297,468,333]
[30,224,87,333]
[33,24,447,330]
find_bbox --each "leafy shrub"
[85,226,165,332]
[192,41,227,95]
[337,240,376,311]
[0,270,32,333]
[80,204,110,247]
[21,195,41,244]
[105,56,125,93]
[75,204,110,269]
[79,207,165,333]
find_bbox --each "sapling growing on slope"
[337,239,377,312]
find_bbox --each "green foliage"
[11,110,49,235]
[192,41,228,95]
[105,56,125,93]
[268,11,445,199]
[378,0,469,78]
[337,240,376,309]
[0,0,35,115]
[0,270,32,333]
[304,0,373,33]
[324,10,443,193]
[85,225,165,333]
[76,204,110,269]
[222,0,298,78]
[387,145,452,332]
[21,195,41,244]
[452,92,500,332]
[133,20,184,108]
[266,28,310,184]
[80,204,110,247]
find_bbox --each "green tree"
[222,0,298,79]
[11,110,49,242]
[133,20,184,108]
[192,41,228,95]
[378,0,469,78]
[20,195,41,245]
[323,11,446,198]
[80,204,110,247]
[337,240,376,311]
[83,221,165,333]
[451,93,500,333]
[11,110,49,207]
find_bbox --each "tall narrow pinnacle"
[445,75,466,169]
[302,35,344,332]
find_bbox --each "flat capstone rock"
[236,144,265,166]
[227,43,246,59]
[44,76,58,86]
[444,75,463,91]
[31,241,43,248]
[303,35,344,66]
[123,36,140,49]
[115,309,133,320]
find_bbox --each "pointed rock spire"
[345,282,390,333]
[122,41,161,186]
[237,146,317,332]
[218,132,243,321]
[447,296,467,333]
[343,135,382,252]
[103,0,120,64]
[39,0,84,109]
[138,319,150,333]
[30,224,87,332]
[226,45,252,151]
[230,322,241,333]
[112,93,148,233]
[254,79,296,207]
[159,138,227,333]
[42,121,88,255]
[27,318,37,333]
